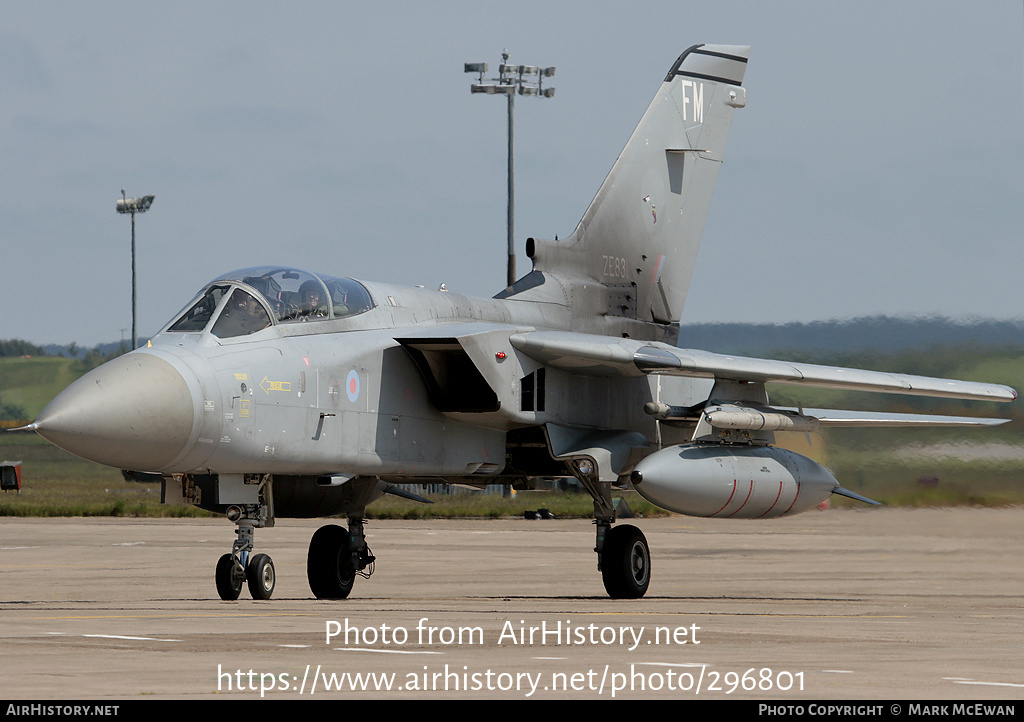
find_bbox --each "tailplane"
[502,45,749,332]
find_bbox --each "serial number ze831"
[602,255,629,279]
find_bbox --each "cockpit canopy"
[164,266,374,339]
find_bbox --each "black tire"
[216,553,242,601]
[246,553,276,600]
[307,525,355,599]
[601,524,651,599]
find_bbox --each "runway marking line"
[580,610,910,620]
[12,611,327,621]
[83,634,180,642]
[952,680,1024,688]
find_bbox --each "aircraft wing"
[509,331,1018,403]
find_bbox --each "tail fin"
[511,45,749,329]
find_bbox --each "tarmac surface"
[0,507,1021,701]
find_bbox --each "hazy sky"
[3,1,1022,347]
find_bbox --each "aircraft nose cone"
[33,352,195,472]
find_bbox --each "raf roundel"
[346,369,360,402]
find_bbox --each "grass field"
[0,432,204,517]
[0,356,81,425]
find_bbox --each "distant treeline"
[0,340,135,359]
[677,316,1024,357]
[0,340,127,375]
[0,339,49,358]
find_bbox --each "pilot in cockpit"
[299,280,329,319]
[211,288,271,338]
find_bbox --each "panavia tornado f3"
[22,45,1017,600]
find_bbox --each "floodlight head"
[542,87,555,98]
[116,194,155,214]
[464,62,488,74]
[543,66,556,77]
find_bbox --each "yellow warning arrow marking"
[260,376,292,394]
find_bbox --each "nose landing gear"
[216,516,278,601]
[215,476,276,601]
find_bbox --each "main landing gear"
[600,523,651,599]
[307,517,375,599]
[571,458,651,599]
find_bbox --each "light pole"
[465,51,555,288]
[116,191,155,350]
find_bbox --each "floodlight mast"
[115,191,155,350]
[465,51,555,288]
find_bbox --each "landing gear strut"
[571,458,651,599]
[215,476,276,600]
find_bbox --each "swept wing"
[510,330,1016,412]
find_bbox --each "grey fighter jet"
[23,45,1017,600]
